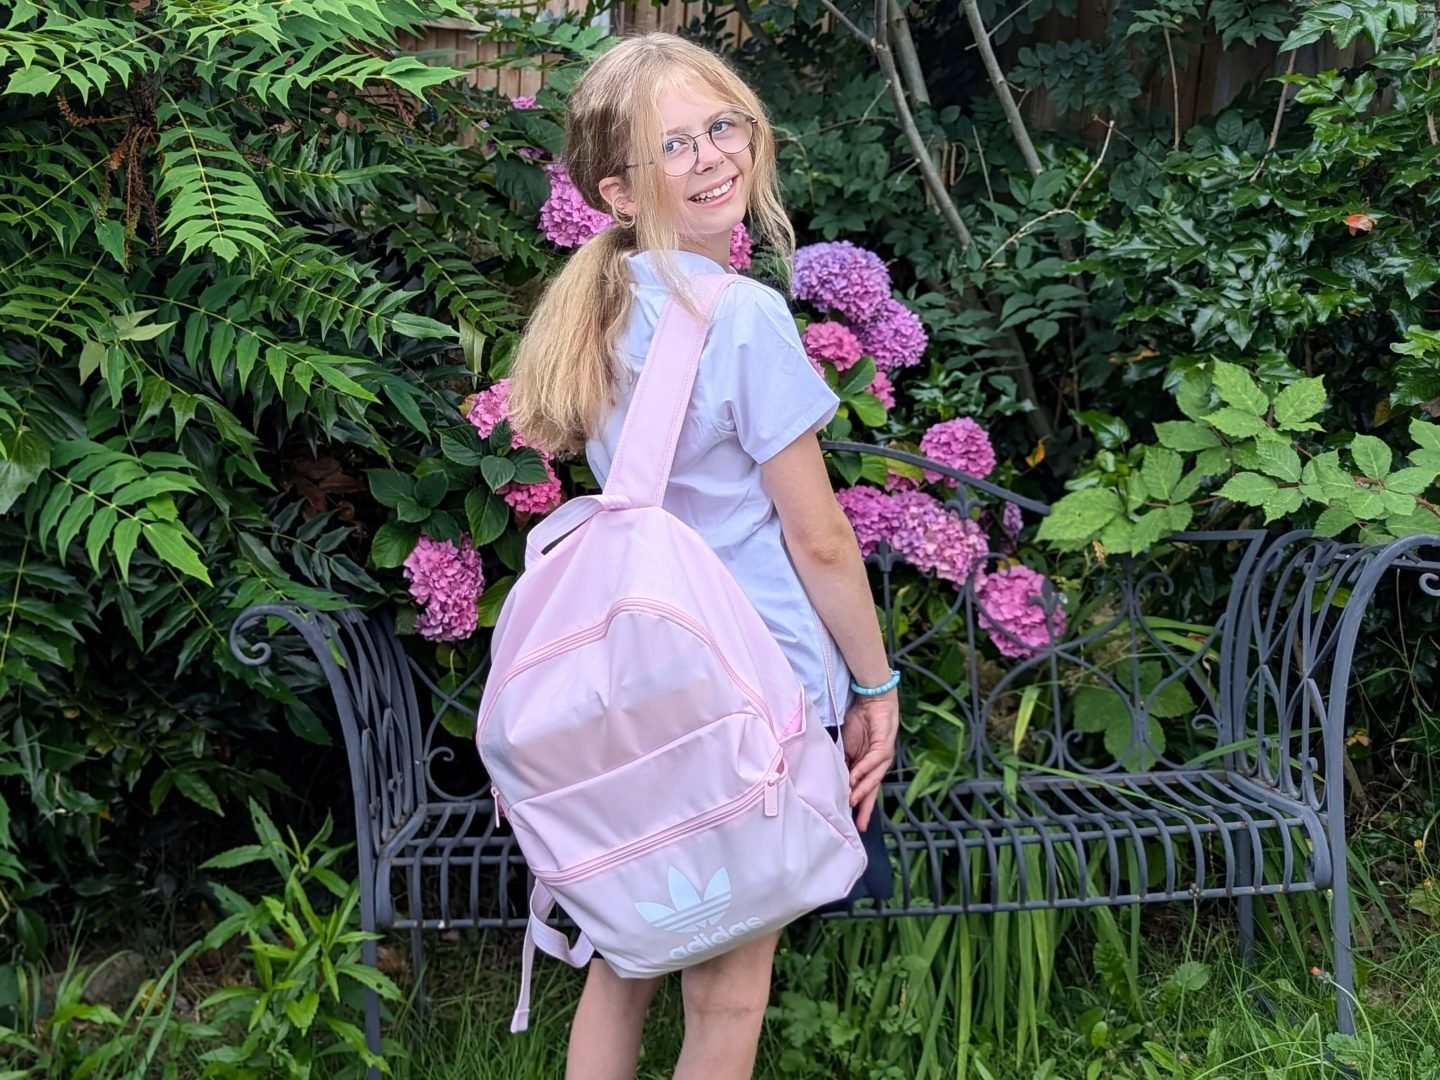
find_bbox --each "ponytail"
[508,224,637,458]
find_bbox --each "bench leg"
[1235,832,1255,962]
[361,934,384,1080]
[1331,864,1356,1035]
[410,926,429,1017]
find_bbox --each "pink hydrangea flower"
[920,417,997,484]
[868,370,896,411]
[404,534,484,642]
[510,95,538,110]
[976,565,1065,658]
[539,162,612,248]
[792,241,891,322]
[465,379,519,445]
[729,222,753,271]
[501,458,564,515]
[888,490,989,587]
[802,321,863,372]
[852,298,927,370]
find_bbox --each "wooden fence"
[402,2,1371,134]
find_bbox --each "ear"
[597,175,633,217]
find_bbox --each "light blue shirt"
[585,249,851,726]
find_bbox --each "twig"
[1428,0,1439,145]
[889,0,931,106]
[1249,49,1300,181]
[981,120,1115,272]
[1163,27,1180,151]
[815,0,873,47]
[974,128,995,209]
[965,0,1036,50]
[731,0,779,51]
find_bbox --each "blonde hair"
[507,32,795,457]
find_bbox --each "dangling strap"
[511,881,595,1034]
[602,274,740,509]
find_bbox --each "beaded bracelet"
[850,669,901,697]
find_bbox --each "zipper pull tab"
[490,786,506,832]
[764,776,780,818]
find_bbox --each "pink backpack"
[476,273,865,1033]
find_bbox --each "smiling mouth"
[689,177,736,203]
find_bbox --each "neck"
[679,232,732,272]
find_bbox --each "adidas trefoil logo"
[634,867,764,961]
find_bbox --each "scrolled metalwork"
[230,448,1440,1053]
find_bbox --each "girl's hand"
[840,692,899,832]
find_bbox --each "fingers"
[847,744,891,789]
[854,786,878,833]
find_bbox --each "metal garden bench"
[228,443,1438,1073]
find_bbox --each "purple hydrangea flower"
[976,565,1066,658]
[539,162,612,248]
[729,222,754,271]
[852,298,927,370]
[1001,502,1024,538]
[888,490,989,587]
[792,241,891,322]
[835,486,988,587]
[920,417,997,484]
[510,95,539,110]
[835,485,903,557]
[802,321,863,373]
[404,534,484,642]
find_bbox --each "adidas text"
[668,917,765,960]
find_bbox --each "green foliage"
[0,0,591,951]
[196,801,400,1079]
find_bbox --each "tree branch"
[960,0,1076,264]
[819,0,974,250]
[889,0,930,106]
[960,0,1043,179]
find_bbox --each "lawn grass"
[335,915,1440,1080]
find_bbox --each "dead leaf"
[1346,212,1376,236]
[1025,439,1047,468]
[129,0,150,9]
[1373,398,1391,426]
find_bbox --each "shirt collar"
[628,248,733,285]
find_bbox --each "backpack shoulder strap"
[602,273,740,509]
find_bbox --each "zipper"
[531,755,786,887]
[809,605,842,724]
[478,598,772,740]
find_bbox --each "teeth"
[692,178,734,203]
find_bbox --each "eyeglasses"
[625,113,757,177]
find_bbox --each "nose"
[693,135,725,173]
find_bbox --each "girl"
[507,32,900,1080]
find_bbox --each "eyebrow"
[663,110,731,138]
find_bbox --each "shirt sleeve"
[709,280,840,465]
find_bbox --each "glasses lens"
[712,115,753,154]
[661,136,696,177]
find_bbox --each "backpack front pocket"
[505,710,780,875]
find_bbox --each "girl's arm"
[761,434,898,830]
